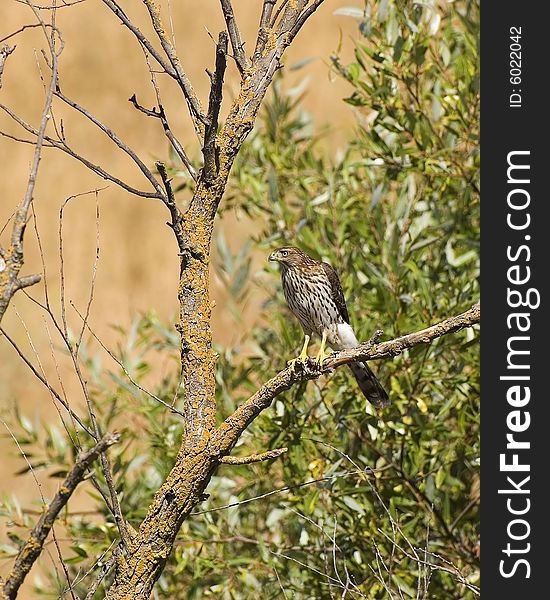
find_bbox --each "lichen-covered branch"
[220,447,289,465]
[1,433,120,600]
[215,303,480,451]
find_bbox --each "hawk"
[269,246,389,409]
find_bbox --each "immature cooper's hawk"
[269,246,389,409]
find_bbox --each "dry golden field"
[1,1,359,593]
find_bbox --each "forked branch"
[0,5,59,323]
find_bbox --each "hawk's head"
[268,247,314,269]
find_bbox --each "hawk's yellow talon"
[287,334,311,368]
[314,331,332,368]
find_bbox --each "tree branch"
[0,6,59,323]
[253,0,276,60]
[99,2,175,83]
[129,94,198,182]
[156,161,187,251]
[0,44,15,89]
[214,303,480,450]
[219,0,248,74]
[220,447,288,465]
[0,326,96,438]
[289,0,325,38]
[202,31,228,184]
[1,433,121,599]
[141,0,206,132]
[55,89,166,199]
[0,103,162,199]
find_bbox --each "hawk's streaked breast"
[282,265,346,346]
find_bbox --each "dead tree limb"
[203,31,228,184]
[219,0,248,74]
[1,433,120,600]
[0,9,59,323]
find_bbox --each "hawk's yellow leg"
[287,334,311,368]
[315,331,332,368]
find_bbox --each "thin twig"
[0,9,60,322]
[54,89,166,198]
[192,466,387,515]
[0,103,161,198]
[57,196,132,552]
[0,44,16,88]
[156,162,187,251]
[70,300,185,418]
[0,326,94,437]
[75,190,100,353]
[128,93,198,182]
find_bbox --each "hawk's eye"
[280,250,288,257]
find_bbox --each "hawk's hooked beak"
[268,251,279,262]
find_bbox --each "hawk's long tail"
[348,362,390,409]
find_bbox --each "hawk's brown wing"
[321,262,350,324]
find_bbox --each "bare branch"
[220,447,288,465]
[0,326,95,438]
[142,0,206,132]
[129,94,198,181]
[214,303,480,450]
[83,546,120,600]
[156,161,187,251]
[100,0,177,77]
[0,24,51,45]
[1,433,121,599]
[202,31,228,184]
[221,0,324,163]
[289,0,328,40]
[56,197,132,553]
[70,300,186,418]
[259,0,276,28]
[13,0,86,8]
[15,273,42,289]
[0,7,59,323]
[0,44,15,88]
[253,0,276,60]
[219,0,248,74]
[0,103,162,199]
[54,89,166,198]
[270,0,291,29]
